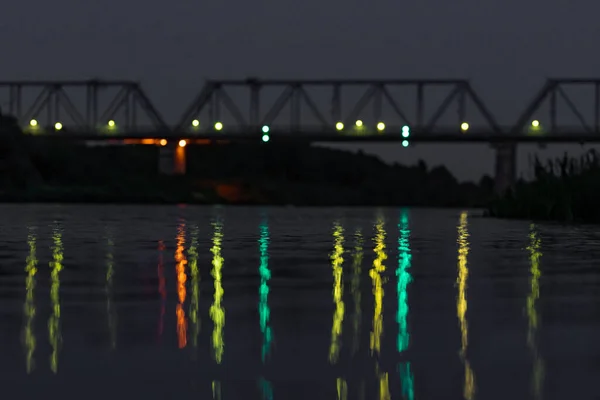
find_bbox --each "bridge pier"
[493,143,517,195]
[158,144,186,175]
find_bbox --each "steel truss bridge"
[2,78,600,143]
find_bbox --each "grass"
[489,149,600,223]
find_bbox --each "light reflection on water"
[2,205,599,399]
[48,225,63,374]
[457,211,475,399]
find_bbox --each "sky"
[2,0,600,182]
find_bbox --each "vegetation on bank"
[489,149,600,223]
[0,130,494,207]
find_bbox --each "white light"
[192,119,200,127]
[376,122,385,131]
[401,126,410,138]
[214,122,223,131]
[336,122,344,130]
[54,122,63,131]
[460,122,469,131]
[355,120,363,127]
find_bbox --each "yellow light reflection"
[106,230,117,349]
[371,217,391,400]
[48,226,63,373]
[351,230,363,355]
[23,228,38,373]
[212,380,222,400]
[329,222,345,364]
[210,220,225,363]
[336,378,348,400]
[370,218,387,356]
[527,224,544,399]
[175,221,188,349]
[457,211,475,400]
[188,226,200,351]
[378,372,391,400]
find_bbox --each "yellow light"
[108,120,115,127]
[532,120,540,128]
[160,139,167,146]
[376,122,385,131]
[192,119,200,127]
[178,139,187,147]
[29,119,38,127]
[214,122,223,131]
[54,122,62,131]
[460,122,469,131]
[355,120,363,127]
[336,122,344,131]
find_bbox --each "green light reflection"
[397,209,414,400]
[259,218,272,362]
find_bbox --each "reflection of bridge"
[3,77,600,192]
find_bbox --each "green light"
[402,126,410,138]
[262,125,270,133]
[262,134,270,143]
[402,140,409,147]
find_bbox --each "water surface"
[0,205,598,399]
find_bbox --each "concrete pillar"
[493,143,517,195]
[159,144,186,175]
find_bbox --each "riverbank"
[488,150,600,223]
[0,136,493,207]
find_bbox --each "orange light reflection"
[175,223,188,348]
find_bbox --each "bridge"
[2,77,600,192]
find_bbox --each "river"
[0,205,598,399]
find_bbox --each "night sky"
[2,0,599,181]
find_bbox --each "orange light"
[159,139,167,146]
[178,139,187,147]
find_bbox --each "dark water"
[0,205,599,399]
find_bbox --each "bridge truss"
[0,80,168,132]
[1,77,600,143]
[513,78,600,138]
[176,79,502,137]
